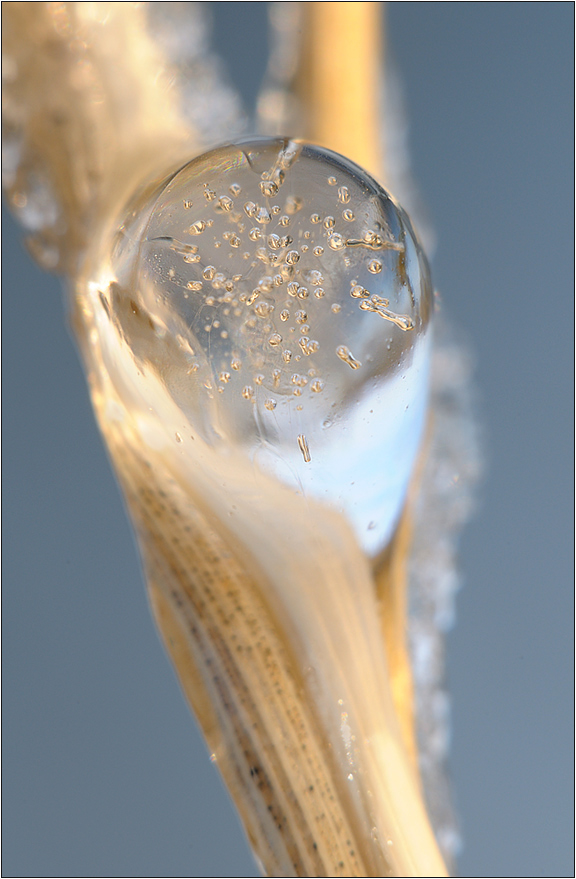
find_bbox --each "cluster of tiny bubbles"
[107,138,433,555]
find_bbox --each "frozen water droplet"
[107,138,432,555]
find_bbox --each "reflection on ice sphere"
[102,138,433,555]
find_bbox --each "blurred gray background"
[3,3,573,877]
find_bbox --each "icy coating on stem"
[98,138,432,555]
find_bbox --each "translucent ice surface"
[105,138,433,555]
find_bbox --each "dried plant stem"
[293,2,385,180]
[294,0,421,775]
[91,400,446,877]
[4,2,450,875]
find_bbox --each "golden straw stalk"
[2,2,471,875]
